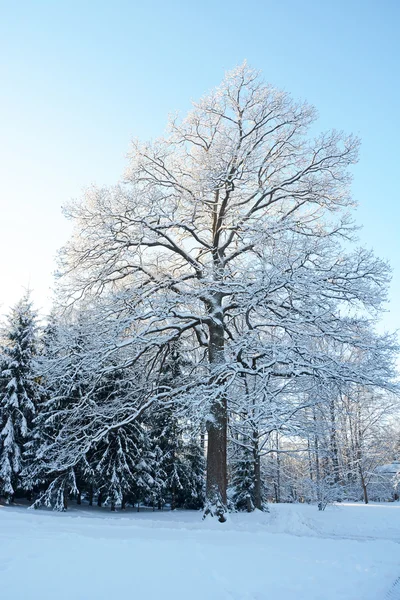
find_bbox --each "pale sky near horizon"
[1,0,399,332]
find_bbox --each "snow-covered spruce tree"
[28,313,98,509]
[182,440,206,510]
[57,63,395,520]
[147,342,204,510]
[147,442,167,510]
[88,366,160,511]
[230,442,256,512]
[148,403,205,510]
[93,423,149,511]
[28,304,167,510]
[149,404,186,510]
[23,312,60,496]
[0,294,39,501]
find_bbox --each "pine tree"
[28,315,93,509]
[149,343,192,509]
[0,293,39,500]
[148,442,167,510]
[130,425,158,511]
[23,312,58,495]
[94,424,141,510]
[81,362,160,511]
[183,440,205,509]
[149,408,206,510]
[230,444,256,512]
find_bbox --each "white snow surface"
[1,502,399,600]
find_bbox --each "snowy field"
[1,502,399,600]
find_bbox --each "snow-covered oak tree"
[57,63,395,519]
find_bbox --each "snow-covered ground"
[1,502,399,600]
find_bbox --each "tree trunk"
[355,403,368,504]
[313,410,323,510]
[307,437,313,481]
[205,307,228,521]
[253,434,262,510]
[200,426,206,455]
[329,398,340,485]
[63,489,68,511]
[206,397,227,507]
[275,432,281,504]
[254,454,262,510]
[360,472,369,504]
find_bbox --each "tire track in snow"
[386,577,400,599]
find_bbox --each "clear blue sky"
[1,0,399,332]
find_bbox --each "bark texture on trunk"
[205,298,228,521]
[275,432,281,504]
[356,408,368,504]
[206,396,228,504]
[313,413,323,510]
[329,398,340,485]
[253,439,262,510]
[361,473,369,504]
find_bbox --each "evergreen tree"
[94,424,141,510]
[230,444,256,512]
[183,440,205,509]
[130,425,158,511]
[28,315,94,509]
[149,407,206,510]
[149,343,193,509]
[23,312,58,494]
[0,293,39,500]
[148,442,167,510]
